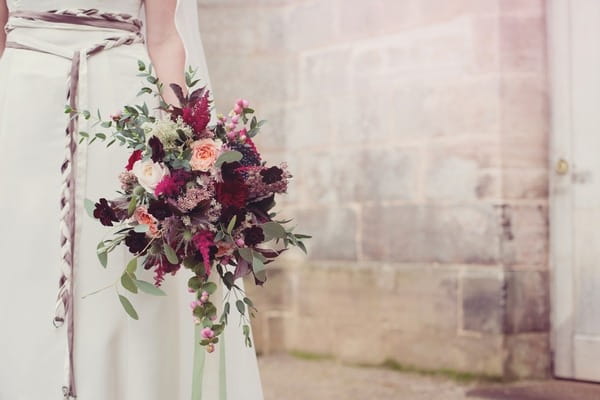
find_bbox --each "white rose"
[131,159,170,193]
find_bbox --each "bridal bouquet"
[74,62,310,352]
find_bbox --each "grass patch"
[288,350,334,361]
[357,358,507,384]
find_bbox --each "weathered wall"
[198,0,550,378]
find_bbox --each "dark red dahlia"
[243,226,265,246]
[148,136,165,162]
[182,92,211,135]
[124,231,149,255]
[260,166,284,184]
[155,175,184,197]
[221,161,243,181]
[125,150,142,171]
[148,199,173,220]
[215,179,248,208]
[93,198,119,226]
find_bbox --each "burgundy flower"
[93,198,119,226]
[124,231,149,255]
[182,92,211,135]
[125,150,142,171]
[243,226,265,246]
[260,166,284,184]
[215,179,248,208]
[192,230,216,276]
[154,175,182,197]
[148,199,173,220]
[218,206,246,230]
[221,161,243,181]
[148,136,165,162]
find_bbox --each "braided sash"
[5,9,144,399]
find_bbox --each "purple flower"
[260,166,284,184]
[148,199,173,220]
[124,231,149,255]
[93,198,119,226]
[149,136,165,162]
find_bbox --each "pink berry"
[188,287,196,293]
[231,116,239,124]
[206,344,215,353]
[236,238,245,247]
[233,105,243,114]
[242,100,249,108]
[201,327,215,339]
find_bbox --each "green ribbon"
[219,329,227,400]
[191,322,206,400]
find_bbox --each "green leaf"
[138,60,146,71]
[238,247,254,263]
[127,196,137,216]
[236,300,246,316]
[121,272,138,294]
[126,257,138,274]
[188,276,202,290]
[134,224,149,233]
[297,241,308,255]
[118,294,139,320]
[226,215,237,235]
[295,234,312,239]
[163,242,179,264]
[95,133,106,140]
[201,281,217,295]
[252,255,265,275]
[215,150,243,168]
[97,250,108,268]
[243,297,254,307]
[84,198,96,218]
[135,280,167,296]
[261,222,287,240]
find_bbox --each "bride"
[0,1,264,399]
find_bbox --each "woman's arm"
[144,0,187,107]
[0,0,8,58]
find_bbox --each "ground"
[258,354,600,400]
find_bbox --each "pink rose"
[133,206,160,238]
[190,139,219,172]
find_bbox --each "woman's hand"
[0,0,8,58]
[144,0,187,108]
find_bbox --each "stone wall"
[198,0,550,378]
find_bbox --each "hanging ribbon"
[5,9,144,399]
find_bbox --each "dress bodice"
[7,0,144,17]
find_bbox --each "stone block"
[500,77,549,167]
[460,269,505,334]
[502,168,549,199]
[500,15,547,73]
[292,206,358,261]
[505,333,552,379]
[300,46,353,98]
[499,204,548,267]
[362,204,501,264]
[505,270,550,334]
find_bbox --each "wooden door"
[549,0,600,382]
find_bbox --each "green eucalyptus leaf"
[226,215,237,235]
[84,198,96,218]
[135,280,167,296]
[127,196,137,216]
[261,222,286,240]
[121,272,138,294]
[238,247,253,263]
[201,282,217,295]
[118,294,139,320]
[126,257,138,274]
[163,243,179,264]
[236,300,245,316]
[215,150,243,168]
[97,250,108,268]
[134,224,149,233]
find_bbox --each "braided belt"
[5,9,144,399]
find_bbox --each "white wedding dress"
[0,1,264,399]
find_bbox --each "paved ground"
[258,354,600,400]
